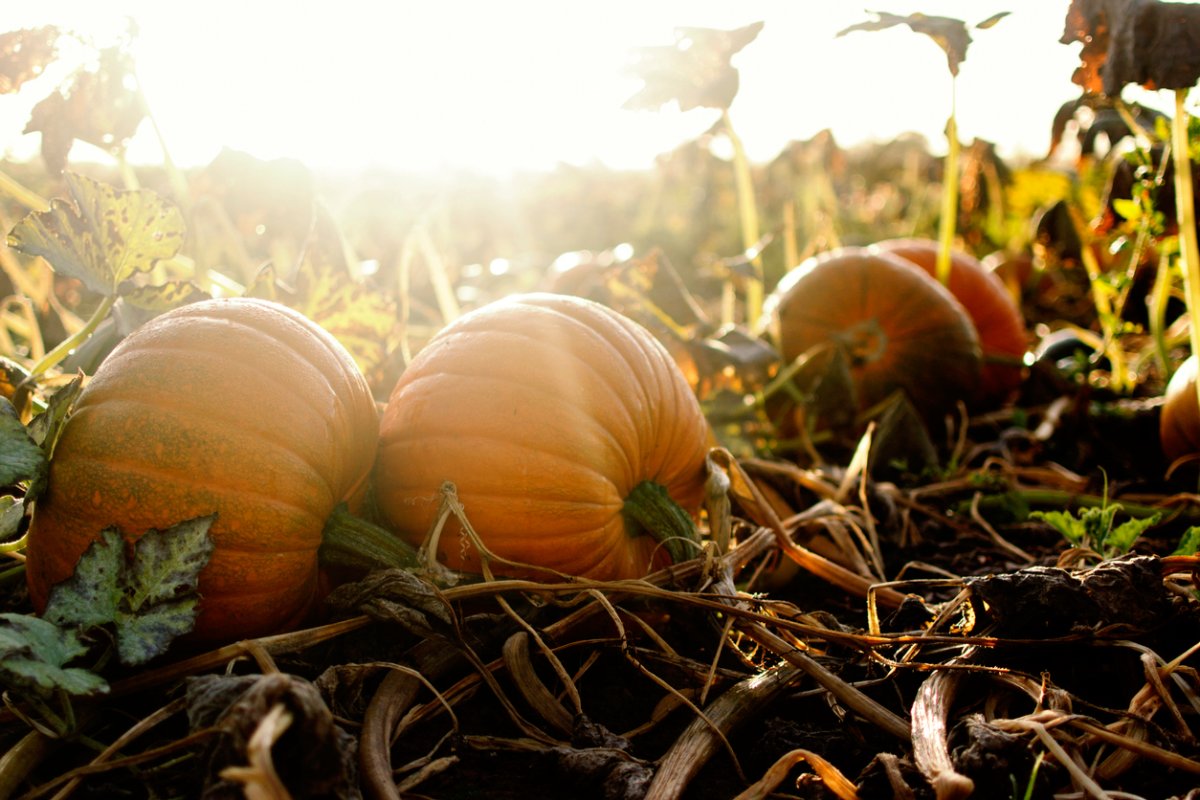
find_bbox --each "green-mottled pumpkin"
[25,297,380,644]
[374,292,710,580]
[763,247,983,423]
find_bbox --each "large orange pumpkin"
[1160,355,1200,464]
[374,292,710,581]
[25,297,380,644]
[871,238,1027,407]
[763,247,983,424]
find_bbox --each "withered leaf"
[324,568,455,640]
[0,27,60,94]
[838,11,1007,76]
[623,21,764,112]
[966,556,1172,636]
[1061,0,1200,95]
[23,46,146,172]
[187,673,358,800]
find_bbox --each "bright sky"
[0,1,1173,176]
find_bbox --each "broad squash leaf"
[0,397,45,488]
[44,514,216,665]
[0,612,109,697]
[7,172,185,295]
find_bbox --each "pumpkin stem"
[621,480,700,566]
[319,504,421,572]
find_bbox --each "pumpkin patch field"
[10,4,1200,799]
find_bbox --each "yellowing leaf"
[7,172,185,296]
[121,279,209,312]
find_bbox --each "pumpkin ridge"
[169,301,361,378]
[75,394,341,502]
[379,431,624,500]
[435,314,648,411]
[524,298,677,475]
[634,323,707,491]
[52,451,331,531]
[382,486,621,514]
[389,370,637,484]
[476,299,661,428]
[91,341,341,437]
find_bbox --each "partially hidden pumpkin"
[373,292,711,581]
[763,247,983,424]
[25,297,380,644]
[1160,355,1200,464]
[870,238,1027,407]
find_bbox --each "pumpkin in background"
[872,239,1027,406]
[763,247,983,425]
[25,297,380,645]
[871,238,1027,408]
[1160,355,1200,464]
[374,292,710,581]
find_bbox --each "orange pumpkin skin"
[871,238,1027,407]
[1161,355,1200,463]
[763,248,983,423]
[25,298,380,644]
[374,292,710,581]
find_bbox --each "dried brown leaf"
[24,46,145,172]
[0,27,60,94]
[623,21,763,112]
[1061,0,1200,94]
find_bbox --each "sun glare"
[0,2,1142,177]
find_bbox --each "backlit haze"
[0,1,1176,176]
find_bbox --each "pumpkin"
[1160,355,1200,464]
[871,238,1027,407]
[373,292,710,581]
[25,297,380,644]
[762,247,983,424]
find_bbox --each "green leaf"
[26,373,83,453]
[0,397,46,488]
[126,514,214,611]
[1030,508,1089,545]
[6,172,185,296]
[1102,512,1162,554]
[44,515,216,665]
[0,613,109,697]
[1173,526,1200,556]
[1111,198,1142,221]
[43,527,124,629]
[0,495,24,541]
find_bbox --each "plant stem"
[935,77,960,286]
[723,109,764,328]
[24,295,115,383]
[0,168,50,213]
[621,479,700,566]
[1066,205,1131,392]
[1149,246,1173,375]
[0,729,55,799]
[1172,90,1200,421]
[319,503,421,572]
